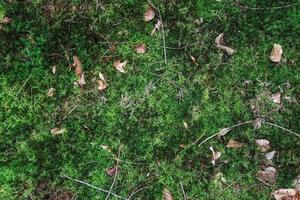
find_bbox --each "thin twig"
[15,74,32,97]
[62,174,127,199]
[265,122,300,138]
[180,181,187,200]
[105,148,122,200]
[235,1,299,10]
[198,120,254,147]
[147,0,167,64]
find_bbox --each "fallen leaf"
[98,80,107,91]
[257,166,277,185]
[50,128,66,135]
[217,127,232,138]
[77,73,86,87]
[162,188,174,200]
[265,150,276,160]
[144,6,155,22]
[270,44,283,63]
[113,60,127,73]
[194,18,203,25]
[134,43,147,54]
[73,56,82,77]
[0,16,12,25]
[210,146,221,166]
[151,19,161,35]
[254,118,262,130]
[215,33,236,55]
[255,139,270,152]
[226,139,244,148]
[271,92,281,104]
[106,166,118,177]
[100,145,112,153]
[179,144,186,148]
[52,65,57,74]
[183,121,188,129]
[273,189,296,200]
[294,176,300,191]
[189,55,198,65]
[97,72,107,91]
[47,88,55,97]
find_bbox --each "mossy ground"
[0,0,299,199]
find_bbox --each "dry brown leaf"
[270,44,283,63]
[255,139,270,152]
[273,189,297,200]
[265,150,276,160]
[210,146,221,166]
[144,6,155,22]
[106,166,118,177]
[134,43,147,54]
[226,139,244,148]
[151,19,161,35]
[0,17,12,25]
[271,92,281,104]
[50,128,66,135]
[47,88,55,97]
[77,73,86,87]
[73,56,83,77]
[217,127,232,138]
[162,188,174,200]
[97,72,107,91]
[98,80,107,91]
[215,33,236,55]
[113,60,127,73]
[257,166,277,185]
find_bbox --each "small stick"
[15,74,32,97]
[180,181,187,200]
[147,0,167,64]
[62,174,127,199]
[265,122,300,138]
[105,148,122,200]
[198,120,254,147]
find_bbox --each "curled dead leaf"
[50,128,66,135]
[271,92,281,104]
[134,43,147,54]
[270,44,283,63]
[144,6,155,22]
[113,60,127,73]
[255,139,270,152]
[210,146,221,166]
[215,33,236,55]
[0,17,12,25]
[265,150,276,160]
[257,166,277,185]
[151,19,161,35]
[47,88,55,97]
[106,166,118,177]
[273,189,297,200]
[77,73,86,87]
[226,139,244,148]
[73,56,83,77]
[162,188,174,200]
